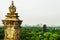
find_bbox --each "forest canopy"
[0,25,60,40]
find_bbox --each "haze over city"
[0,0,60,26]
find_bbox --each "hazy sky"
[0,0,60,26]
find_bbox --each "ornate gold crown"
[9,1,16,13]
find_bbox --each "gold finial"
[12,1,14,6]
[9,1,16,13]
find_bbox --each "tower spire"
[9,1,16,13]
[2,0,22,40]
[12,1,14,6]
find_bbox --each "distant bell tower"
[2,1,22,40]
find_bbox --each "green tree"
[52,33,58,40]
[44,32,52,40]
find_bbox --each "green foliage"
[0,27,4,40]
[0,26,60,40]
[20,26,60,40]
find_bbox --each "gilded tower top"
[9,1,16,13]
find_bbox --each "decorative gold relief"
[6,27,15,38]
[2,1,22,40]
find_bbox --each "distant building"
[2,1,22,40]
[43,24,47,32]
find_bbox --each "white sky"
[0,0,60,26]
